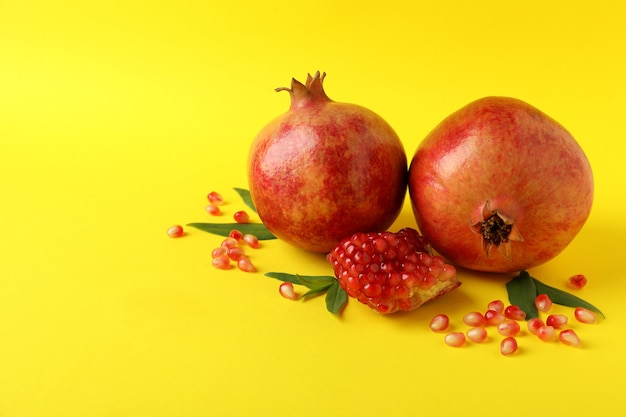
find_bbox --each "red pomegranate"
[408,97,593,273]
[248,72,407,253]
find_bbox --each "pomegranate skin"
[408,97,593,273]
[248,72,407,253]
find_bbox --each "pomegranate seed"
[242,233,260,249]
[527,317,544,335]
[229,229,244,241]
[559,329,581,347]
[166,225,184,238]
[444,332,466,347]
[504,305,526,321]
[211,255,231,270]
[500,337,518,355]
[484,309,506,326]
[567,274,587,289]
[227,246,246,261]
[237,256,256,272]
[536,325,556,342]
[429,314,450,332]
[234,210,250,224]
[221,237,239,248]
[463,311,486,327]
[279,282,298,300]
[211,246,228,258]
[535,294,552,312]
[205,204,221,216]
[207,191,224,205]
[546,314,568,329]
[467,327,488,343]
[574,307,597,324]
[497,320,521,337]
[487,300,505,313]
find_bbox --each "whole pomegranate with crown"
[408,96,594,273]
[248,72,407,253]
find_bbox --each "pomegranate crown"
[275,71,331,109]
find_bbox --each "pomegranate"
[248,72,407,253]
[408,97,593,273]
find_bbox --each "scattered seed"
[497,320,521,337]
[234,210,250,224]
[166,225,184,238]
[535,293,553,312]
[211,255,231,270]
[527,317,544,335]
[467,327,488,343]
[484,309,506,326]
[463,311,486,327]
[444,332,466,347]
[211,246,228,258]
[237,256,256,272]
[227,246,246,261]
[205,204,221,216]
[559,329,581,347]
[574,307,597,324]
[429,314,450,332]
[242,233,260,249]
[504,305,526,321]
[207,191,224,205]
[567,274,587,289]
[487,299,505,313]
[229,229,244,241]
[536,325,556,342]
[221,237,239,248]
[546,314,568,329]
[500,337,518,355]
[279,282,299,300]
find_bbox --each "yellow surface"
[1,0,625,415]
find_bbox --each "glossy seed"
[237,256,256,272]
[242,233,261,249]
[487,300,505,313]
[429,314,450,332]
[497,320,521,337]
[484,309,506,326]
[279,282,299,300]
[537,325,556,342]
[535,294,553,312]
[574,307,597,324]
[211,246,228,258]
[501,337,518,355]
[166,225,184,238]
[546,314,568,329]
[211,255,231,270]
[233,210,250,224]
[444,332,466,347]
[207,191,224,205]
[567,274,587,289]
[205,204,221,216]
[527,317,544,335]
[559,329,581,347]
[467,327,488,343]
[463,311,486,327]
[504,305,526,321]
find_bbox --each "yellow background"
[1,0,625,415]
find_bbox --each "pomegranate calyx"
[469,200,524,259]
[275,71,331,110]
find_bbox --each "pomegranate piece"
[279,282,299,300]
[546,314,568,329]
[429,314,450,332]
[574,307,598,324]
[567,274,588,289]
[497,320,521,337]
[487,299,505,313]
[248,72,407,253]
[463,311,486,327]
[444,332,466,347]
[466,327,488,343]
[211,256,231,270]
[237,256,256,273]
[242,233,261,249]
[408,97,593,273]
[504,305,526,321]
[527,317,544,335]
[535,293,553,312]
[500,337,518,355]
[484,309,506,326]
[559,329,581,347]
[207,191,225,205]
[205,204,221,216]
[536,325,556,342]
[327,228,460,314]
[166,225,184,238]
[233,210,250,224]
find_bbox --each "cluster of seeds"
[430,292,599,355]
[211,229,260,272]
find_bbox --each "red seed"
[487,300,505,313]
[211,246,228,258]
[504,305,526,321]
[559,329,581,347]
[484,309,506,326]
[567,274,587,289]
[444,332,466,347]
[429,314,450,332]
[237,256,256,272]
[574,307,597,324]
[221,237,239,248]
[166,225,184,238]
[205,204,221,216]
[527,317,544,335]
[229,229,244,241]
[463,311,486,327]
[227,246,246,261]
[242,233,260,249]
[546,314,568,329]
[500,337,518,355]
[537,325,556,342]
[535,293,553,312]
[279,282,298,300]
[467,327,488,343]
[497,320,521,337]
[207,191,224,205]
[211,255,231,270]
[234,210,250,224]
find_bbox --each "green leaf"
[233,188,257,213]
[325,281,348,315]
[532,278,605,319]
[506,271,540,319]
[295,275,336,291]
[301,285,333,299]
[187,222,276,240]
[264,272,304,285]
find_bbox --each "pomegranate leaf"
[506,271,539,319]
[326,281,348,315]
[531,277,605,319]
[187,222,276,240]
[233,188,257,213]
